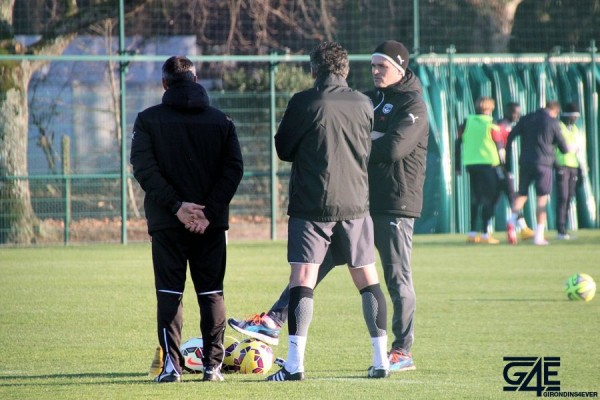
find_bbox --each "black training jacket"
[275,75,373,222]
[506,108,569,170]
[364,68,429,218]
[130,81,243,233]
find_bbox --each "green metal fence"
[3,1,600,245]
[415,50,600,235]
[1,48,599,245]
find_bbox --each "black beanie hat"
[372,40,410,75]
[561,102,580,117]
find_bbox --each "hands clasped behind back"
[176,202,210,234]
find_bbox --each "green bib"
[462,114,500,166]
[556,122,579,168]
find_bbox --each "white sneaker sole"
[391,364,416,372]
[229,323,279,345]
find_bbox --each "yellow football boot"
[520,227,535,240]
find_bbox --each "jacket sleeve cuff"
[203,206,216,223]
[170,201,182,214]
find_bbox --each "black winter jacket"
[130,81,243,233]
[506,108,569,169]
[275,75,373,221]
[364,68,429,218]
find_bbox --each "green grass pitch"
[1,231,599,399]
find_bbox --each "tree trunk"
[0,0,149,244]
[1,31,73,244]
[0,62,37,243]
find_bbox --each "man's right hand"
[176,202,210,234]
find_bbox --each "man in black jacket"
[266,41,390,381]
[505,101,570,245]
[360,40,429,372]
[131,56,243,383]
[230,40,429,375]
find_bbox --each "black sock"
[359,284,387,336]
[288,286,314,336]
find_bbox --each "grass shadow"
[0,372,151,387]
[451,298,565,303]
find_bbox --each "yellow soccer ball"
[565,273,596,302]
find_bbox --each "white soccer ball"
[180,337,204,373]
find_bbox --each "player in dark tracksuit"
[229,40,429,373]
[505,101,569,245]
[131,56,243,383]
[497,103,534,239]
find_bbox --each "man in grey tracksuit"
[229,40,429,372]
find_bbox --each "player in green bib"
[554,103,588,240]
[455,97,503,244]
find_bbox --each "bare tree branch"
[28,0,150,55]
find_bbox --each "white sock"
[535,223,545,241]
[284,335,306,373]
[517,217,528,230]
[481,233,489,239]
[508,213,518,226]
[468,231,477,238]
[371,335,390,369]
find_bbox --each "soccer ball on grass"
[564,273,596,302]
[180,337,205,373]
[230,338,274,374]
[222,335,241,373]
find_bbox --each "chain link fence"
[1,1,599,244]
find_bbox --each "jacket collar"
[162,80,210,111]
[314,75,348,91]
[379,68,415,94]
